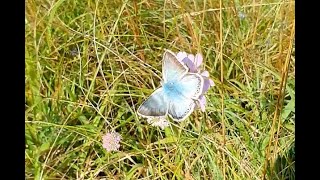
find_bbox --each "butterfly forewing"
[162,50,188,83]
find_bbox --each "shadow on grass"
[270,143,295,180]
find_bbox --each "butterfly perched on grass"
[137,50,204,122]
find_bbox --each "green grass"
[25,0,295,179]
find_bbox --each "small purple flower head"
[176,52,203,73]
[70,48,79,56]
[176,51,215,112]
[147,117,170,130]
[102,131,121,152]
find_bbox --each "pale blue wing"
[137,88,168,118]
[167,94,196,122]
[176,73,204,99]
[162,50,188,83]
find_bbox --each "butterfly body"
[138,50,204,122]
[163,81,182,99]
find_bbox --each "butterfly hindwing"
[137,88,168,118]
[167,95,196,122]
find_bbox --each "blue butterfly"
[137,50,204,122]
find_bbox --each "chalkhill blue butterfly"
[137,50,204,122]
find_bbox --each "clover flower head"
[102,131,121,152]
[147,117,170,130]
[238,12,246,20]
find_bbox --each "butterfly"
[137,50,204,122]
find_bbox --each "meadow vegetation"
[25,0,295,179]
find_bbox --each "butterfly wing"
[162,50,188,83]
[137,88,168,118]
[167,95,196,122]
[177,73,204,99]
